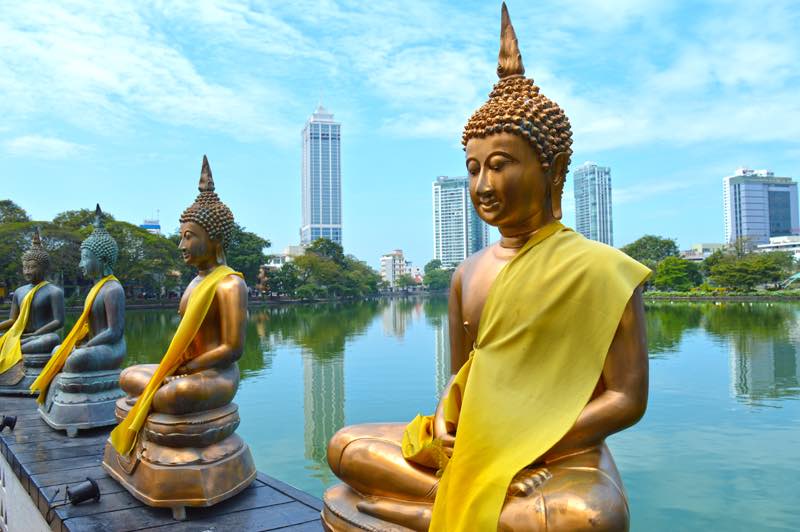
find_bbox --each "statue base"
[102,398,256,521]
[322,484,418,532]
[38,369,125,437]
[0,353,52,396]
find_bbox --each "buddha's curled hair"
[22,227,50,270]
[179,155,235,250]
[462,3,573,171]
[81,204,119,270]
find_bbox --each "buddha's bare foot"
[508,467,553,497]
[356,498,431,531]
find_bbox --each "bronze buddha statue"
[103,156,255,521]
[0,228,65,394]
[321,4,651,531]
[34,205,126,437]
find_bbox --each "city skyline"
[1,1,798,269]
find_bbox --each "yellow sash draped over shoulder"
[403,222,651,531]
[30,275,118,402]
[0,281,48,375]
[109,265,243,457]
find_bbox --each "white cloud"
[0,0,797,152]
[4,135,90,159]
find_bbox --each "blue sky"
[2,0,799,268]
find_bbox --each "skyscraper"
[432,176,490,268]
[573,162,613,245]
[301,105,341,245]
[723,168,799,246]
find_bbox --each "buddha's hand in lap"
[432,382,456,458]
[507,467,553,497]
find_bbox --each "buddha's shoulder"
[100,279,124,295]
[40,283,64,297]
[216,272,247,294]
[458,243,499,277]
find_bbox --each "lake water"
[116,297,799,531]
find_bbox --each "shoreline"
[0,290,443,313]
[645,293,800,302]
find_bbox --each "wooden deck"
[0,396,323,531]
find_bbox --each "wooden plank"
[143,501,321,532]
[1,396,325,532]
[24,454,104,475]
[257,472,324,512]
[278,521,327,532]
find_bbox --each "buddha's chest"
[459,252,513,341]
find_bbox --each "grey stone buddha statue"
[35,205,127,437]
[0,228,65,394]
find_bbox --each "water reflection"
[645,302,800,402]
[645,303,703,357]
[257,301,382,481]
[703,303,800,403]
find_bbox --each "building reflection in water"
[254,301,382,481]
[434,320,450,396]
[702,303,800,403]
[381,298,424,340]
[303,353,344,483]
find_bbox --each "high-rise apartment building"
[301,105,342,245]
[432,176,490,268]
[723,168,799,246]
[573,162,613,245]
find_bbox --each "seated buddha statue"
[0,228,65,393]
[103,155,255,521]
[32,205,126,437]
[321,5,651,532]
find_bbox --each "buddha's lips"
[479,200,500,211]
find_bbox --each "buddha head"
[22,227,50,284]
[80,204,119,278]
[464,3,572,232]
[178,155,235,269]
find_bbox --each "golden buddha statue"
[103,156,255,521]
[33,207,126,436]
[321,4,651,531]
[0,228,65,393]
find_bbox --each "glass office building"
[723,168,799,246]
[432,176,490,268]
[301,105,342,245]
[573,162,613,245]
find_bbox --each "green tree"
[424,259,443,274]
[653,256,702,291]
[424,269,452,290]
[709,251,794,290]
[621,235,680,269]
[226,224,270,286]
[306,238,346,265]
[270,262,301,297]
[396,273,416,292]
[0,200,30,223]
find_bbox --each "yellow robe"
[0,281,48,375]
[30,275,118,403]
[109,265,243,457]
[403,222,651,531]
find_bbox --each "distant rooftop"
[310,104,336,123]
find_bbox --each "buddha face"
[79,248,105,279]
[466,132,564,231]
[22,259,45,284]
[178,221,222,269]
